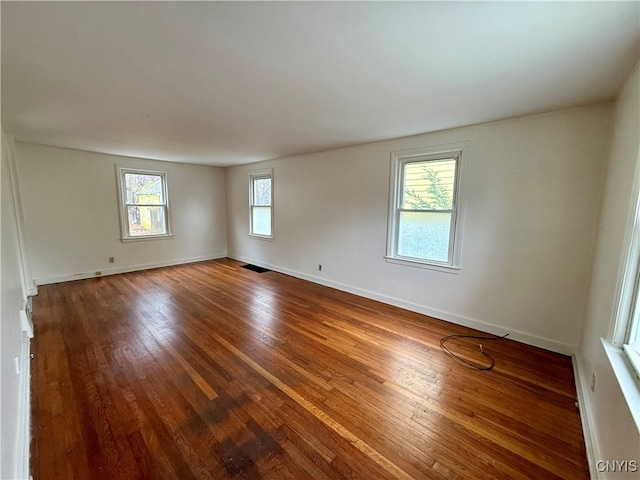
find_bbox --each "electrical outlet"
[108,256,115,264]
[591,373,596,392]
[318,264,322,272]
[95,271,102,276]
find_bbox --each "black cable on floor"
[439,333,509,370]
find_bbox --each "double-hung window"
[249,169,273,238]
[623,300,640,379]
[605,171,640,430]
[611,188,640,381]
[386,144,465,271]
[117,167,171,240]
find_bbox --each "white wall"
[577,62,640,478]
[226,104,612,354]
[1,129,31,479]
[15,143,228,284]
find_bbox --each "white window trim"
[602,339,640,432]
[249,168,274,240]
[116,166,173,242]
[623,342,640,379]
[385,142,468,273]
[604,156,640,432]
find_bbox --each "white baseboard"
[35,252,227,285]
[15,334,31,480]
[228,254,575,355]
[572,353,600,479]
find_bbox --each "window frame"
[604,161,640,431]
[116,166,172,242]
[616,229,640,378]
[610,183,640,377]
[249,168,274,239]
[386,143,467,272]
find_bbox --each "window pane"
[125,173,164,205]
[398,211,451,262]
[402,159,455,210]
[252,206,271,236]
[253,177,272,206]
[127,206,167,236]
[629,289,640,346]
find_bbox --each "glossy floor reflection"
[30,258,589,479]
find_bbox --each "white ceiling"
[2,2,639,167]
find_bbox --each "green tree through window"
[404,167,453,210]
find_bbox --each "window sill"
[248,234,274,241]
[121,234,174,243]
[384,256,460,274]
[601,338,640,433]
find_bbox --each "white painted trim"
[609,149,640,344]
[116,165,173,241]
[2,132,37,298]
[120,234,175,243]
[34,252,227,285]
[228,253,575,355]
[623,341,640,381]
[386,141,469,271]
[572,352,601,480]
[249,168,274,239]
[12,334,32,480]
[601,338,640,433]
[19,310,33,339]
[384,256,461,274]
[19,336,31,480]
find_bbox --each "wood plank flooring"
[30,258,589,479]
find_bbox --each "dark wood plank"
[30,258,589,479]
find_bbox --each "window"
[612,187,640,380]
[386,144,465,271]
[604,172,640,430]
[249,169,273,238]
[623,299,640,379]
[117,167,171,240]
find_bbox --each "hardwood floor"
[30,258,589,479]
